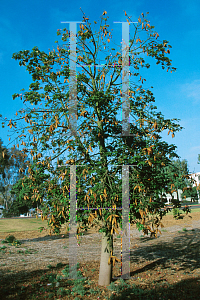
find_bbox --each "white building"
[189,172,200,188]
[161,189,185,205]
[188,172,200,203]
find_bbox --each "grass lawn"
[163,207,200,215]
[0,217,47,233]
[1,207,200,233]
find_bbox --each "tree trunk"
[5,199,8,211]
[98,230,113,286]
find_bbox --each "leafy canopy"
[1,10,186,241]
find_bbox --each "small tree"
[162,159,191,205]
[1,10,189,286]
[182,186,198,202]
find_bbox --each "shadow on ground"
[1,228,200,299]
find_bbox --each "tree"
[1,9,188,286]
[0,140,19,210]
[3,166,45,217]
[1,195,32,218]
[0,194,4,206]
[0,138,11,189]
[182,186,198,202]
[162,159,191,204]
[0,145,29,213]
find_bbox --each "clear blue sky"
[1,0,200,182]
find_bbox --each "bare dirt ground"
[0,212,200,278]
[0,211,200,299]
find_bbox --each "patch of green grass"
[0,216,49,233]
[164,207,200,215]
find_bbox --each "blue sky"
[1,0,200,184]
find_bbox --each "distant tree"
[0,193,4,206]
[162,159,191,204]
[0,138,14,210]
[182,186,198,202]
[1,197,30,217]
[7,161,51,217]
[0,138,10,184]
[0,145,29,213]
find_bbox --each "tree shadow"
[13,226,101,244]
[112,227,200,281]
[0,228,200,299]
[109,228,200,299]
